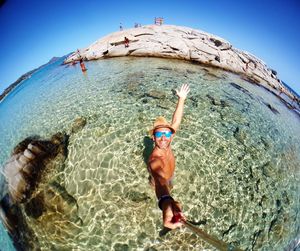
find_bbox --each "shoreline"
[0,57,62,103]
[63,24,300,112]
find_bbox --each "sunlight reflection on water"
[0,57,299,250]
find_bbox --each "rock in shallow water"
[2,133,68,204]
[0,125,87,250]
[71,117,87,133]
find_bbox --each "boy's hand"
[162,200,185,229]
[176,84,190,99]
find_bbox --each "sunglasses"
[154,131,173,138]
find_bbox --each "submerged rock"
[263,102,280,114]
[0,116,89,250]
[125,190,151,203]
[145,90,167,99]
[233,127,247,144]
[71,117,87,133]
[0,133,70,248]
[2,133,68,204]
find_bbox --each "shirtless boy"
[148,84,190,229]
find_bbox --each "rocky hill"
[64,24,299,106]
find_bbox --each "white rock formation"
[64,25,297,102]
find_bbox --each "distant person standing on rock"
[124,37,129,48]
[148,84,190,229]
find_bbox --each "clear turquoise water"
[0,57,299,250]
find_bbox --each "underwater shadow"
[143,136,154,165]
[143,136,154,185]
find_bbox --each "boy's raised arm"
[171,84,190,132]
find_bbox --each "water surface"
[0,57,299,250]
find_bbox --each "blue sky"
[0,0,299,94]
